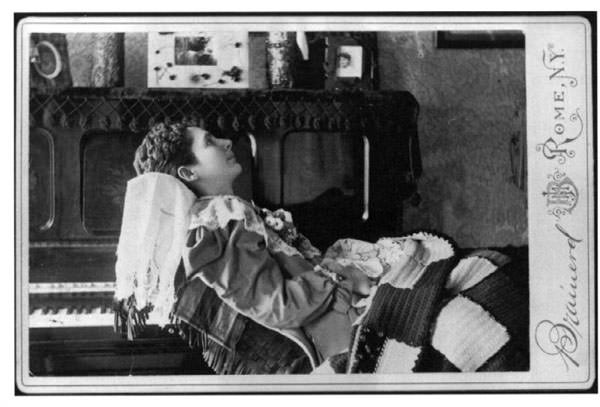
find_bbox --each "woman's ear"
[177,166,197,182]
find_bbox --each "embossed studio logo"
[535,109,583,164]
[535,320,580,371]
[536,44,583,164]
[542,43,578,87]
[543,169,578,218]
[534,224,583,372]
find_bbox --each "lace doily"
[377,232,455,268]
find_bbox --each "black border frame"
[436,30,525,48]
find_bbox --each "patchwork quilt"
[324,236,529,373]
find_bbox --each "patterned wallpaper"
[378,32,528,248]
[65,33,124,87]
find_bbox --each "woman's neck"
[194,180,234,197]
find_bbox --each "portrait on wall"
[148,31,248,88]
[174,35,218,66]
[335,45,362,78]
[436,30,525,48]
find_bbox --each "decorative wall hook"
[31,40,63,80]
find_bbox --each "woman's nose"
[219,138,232,151]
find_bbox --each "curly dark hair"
[133,121,197,178]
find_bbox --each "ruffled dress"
[181,195,364,363]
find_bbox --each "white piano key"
[29,282,117,294]
[29,313,115,327]
[90,307,103,315]
[28,302,164,328]
[53,308,69,320]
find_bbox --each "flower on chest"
[259,208,298,242]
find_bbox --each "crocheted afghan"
[339,243,529,374]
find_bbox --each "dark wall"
[378,32,527,248]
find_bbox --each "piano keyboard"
[29,306,115,328]
[29,281,116,294]
[28,281,164,328]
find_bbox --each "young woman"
[115,122,528,375]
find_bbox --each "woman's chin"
[231,162,243,177]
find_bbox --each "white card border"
[15,14,596,393]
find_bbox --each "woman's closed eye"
[206,134,228,149]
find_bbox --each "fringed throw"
[171,277,313,375]
[113,295,154,340]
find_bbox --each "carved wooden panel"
[29,128,55,235]
[29,246,117,283]
[231,134,255,202]
[254,129,365,249]
[30,327,212,375]
[281,131,359,205]
[81,131,141,235]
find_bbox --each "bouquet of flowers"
[259,207,322,262]
[260,208,298,244]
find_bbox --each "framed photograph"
[436,30,525,49]
[148,31,249,88]
[335,45,362,78]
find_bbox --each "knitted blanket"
[337,245,529,373]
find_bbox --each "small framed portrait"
[148,31,249,88]
[335,45,362,78]
[174,36,218,66]
[436,30,525,49]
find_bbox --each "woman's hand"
[321,259,374,297]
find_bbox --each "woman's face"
[182,127,242,186]
[339,55,351,68]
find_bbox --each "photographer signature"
[534,223,582,371]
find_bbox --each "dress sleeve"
[182,199,355,330]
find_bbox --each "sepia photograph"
[15,14,595,394]
[335,45,362,77]
[174,35,218,66]
[148,31,249,88]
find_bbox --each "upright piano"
[26,89,421,375]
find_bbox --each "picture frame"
[147,31,249,88]
[436,30,525,49]
[335,45,363,78]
